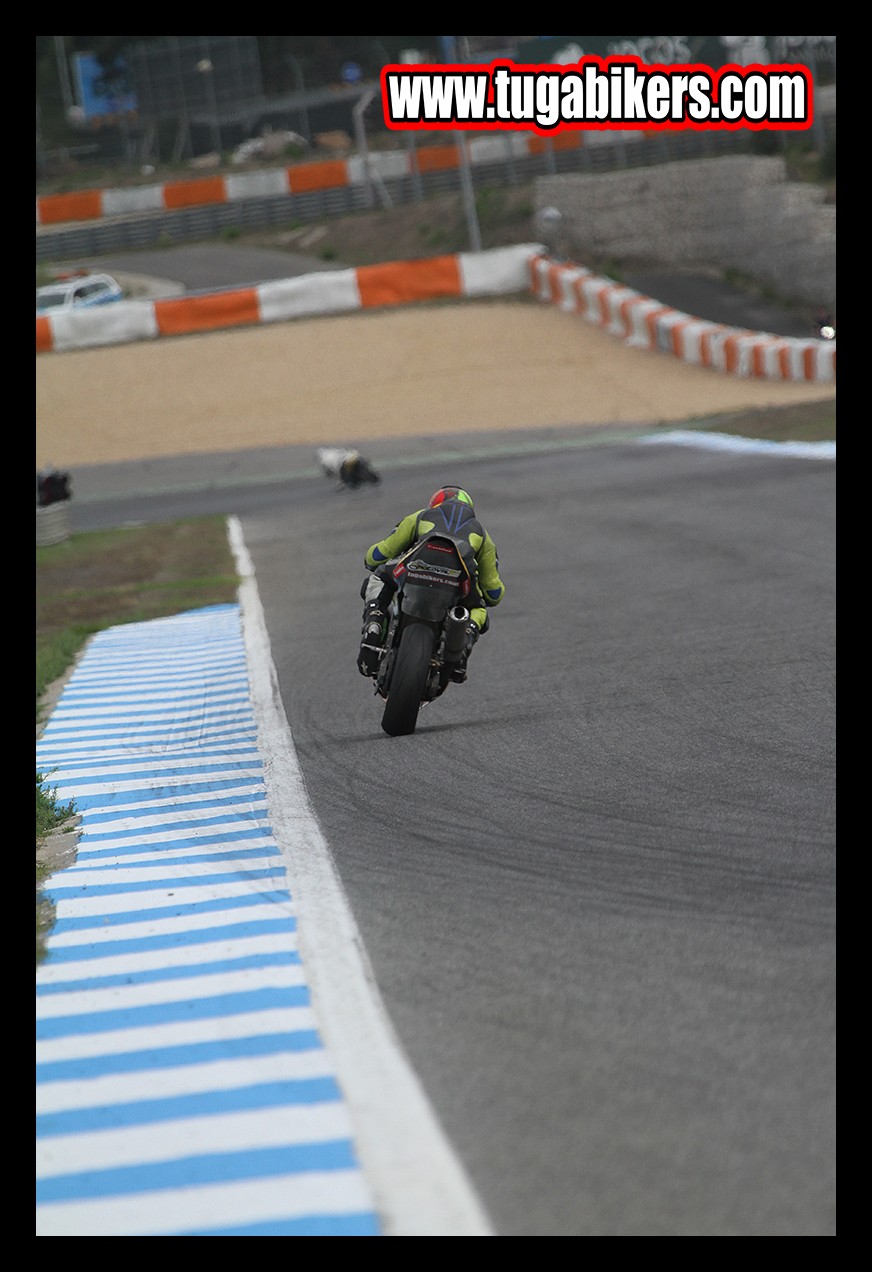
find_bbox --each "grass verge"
[674,398,837,445]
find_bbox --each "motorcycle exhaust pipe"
[443,606,471,661]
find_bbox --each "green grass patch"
[36,771,78,965]
[672,399,836,444]
[36,772,75,845]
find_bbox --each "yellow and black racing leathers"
[364,497,505,632]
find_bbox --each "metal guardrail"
[35,122,835,264]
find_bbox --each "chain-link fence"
[36,36,392,179]
[36,36,836,189]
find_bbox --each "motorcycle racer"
[357,485,505,678]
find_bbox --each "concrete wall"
[536,155,836,313]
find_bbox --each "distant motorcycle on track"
[317,447,380,489]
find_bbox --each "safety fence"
[36,124,809,266]
[35,131,627,227]
[35,85,837,235]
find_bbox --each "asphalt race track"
[245,440,836,1237]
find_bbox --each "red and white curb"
[530,255,835,385]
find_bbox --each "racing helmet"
[429,485,474,510]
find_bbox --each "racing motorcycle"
[362,534,478,737]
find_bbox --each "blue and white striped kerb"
[36,604,380,1237]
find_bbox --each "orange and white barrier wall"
[35,244,836,385]
[35,244,543,354]
[529,255,836,385]
[36,132,601,227]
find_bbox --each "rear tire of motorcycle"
[381,622,434,737]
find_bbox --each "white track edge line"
[227,514,494,1238]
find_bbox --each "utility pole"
[353,89,393,209]
[455,130,482,252]
[284,53,309,142]
[54,36,74,115]
[443,36,482,252]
